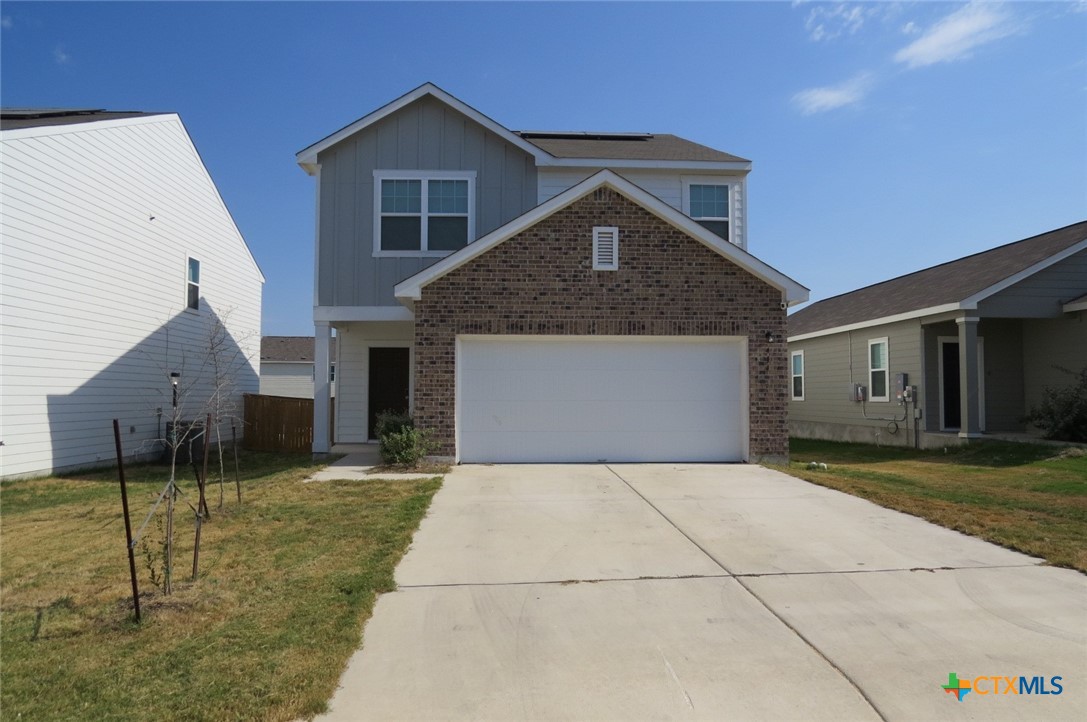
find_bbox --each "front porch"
[921,313,1086,439]
[313,320,414,452]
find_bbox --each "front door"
[938,338,986,432]
[368,347,410,440]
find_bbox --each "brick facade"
[413,188,789,462]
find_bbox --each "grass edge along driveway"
[0,451,441,721]
[772,438,1087,573]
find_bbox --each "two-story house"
[296,83,807,464]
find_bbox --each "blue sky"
[3,1,1084,335]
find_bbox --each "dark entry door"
[368,347,410,440]
[941,341,960,429]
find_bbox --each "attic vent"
[593,226,619,271]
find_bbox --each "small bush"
[379,426,437,466]
[374,409,413,440]
[1025,366,1087,443]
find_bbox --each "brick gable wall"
[413,187,789,462]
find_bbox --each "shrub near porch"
[0,451,440,721]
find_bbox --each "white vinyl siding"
[457,336,746,463]
[259,362,336,399]
[868,338,889,402]
[0,115,263,478]
[536,168,747,250]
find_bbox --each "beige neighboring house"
[787,221,1087,448]
[259,336,336,399]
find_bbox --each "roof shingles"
[788,221,1087,337]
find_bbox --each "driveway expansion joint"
[605,464,890,722]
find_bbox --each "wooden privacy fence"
[243,393,334,452]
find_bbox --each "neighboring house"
[259,336,337,398]
[787,222,1087,448]
[296,83,807,463]
[1,108,264,478]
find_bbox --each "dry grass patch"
[1,451,441,721]
[774,439,1087,572]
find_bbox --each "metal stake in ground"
[232,422,241,505]
[112,419,141,623]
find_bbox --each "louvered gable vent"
[593,226,619,271]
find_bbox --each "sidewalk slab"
[320,577,879,721]
[745,565,1087,721]
[613,464,1040,574]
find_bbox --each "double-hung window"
[868,338,889,402]
[791,351,805,401]
[186,257,200,311]
[375,172,475,255]
[684,181,730,241]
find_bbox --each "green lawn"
[775,438,1087,572]
[1,451,441,721]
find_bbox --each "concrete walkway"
[306,444,441,482]
[320,464,1086,721]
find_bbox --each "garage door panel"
[458,337,745,463]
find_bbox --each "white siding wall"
[536,168,747,249]
[1,115,263,478]
[333,321,413,442]
[259,362,337,399]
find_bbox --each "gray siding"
[979,249,1087,318]
[316,96,538,307]
[788,319,923,446]
[1023,313,1087,415]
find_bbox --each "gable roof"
[296,83,750,174]
[789,221,1087,339]
[0,108,165,131]
[394,169,808,305]
[296,83,549,174]
[516,132,748,164]
[260,336,337,363]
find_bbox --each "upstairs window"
[791,351,805,401]
[687,183,729,240]
[869,338,889,402]
[186,257,200,311]
[375,172,474,255]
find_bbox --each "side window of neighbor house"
[791,351,804,401]
[687,183,729,241]
[186,257,200,311]
[869,338,888,401]
[377,174,473,254]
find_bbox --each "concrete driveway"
[320,464,1086,721]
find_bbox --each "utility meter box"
[895,373,909,403]
[851,384,867,402]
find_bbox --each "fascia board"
[395,169,808,304]
[1064,297,1087,313]
[537,157,752,172]
[787,303,966,342]
[313,305,415,322]
[296,82,551,168]
[960,238,1087,307]
[0,112,179,141]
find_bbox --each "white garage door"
[457,336,746,463]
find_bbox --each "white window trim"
[791,350,805,401]
[592,226,619,271]
[373,170,476,258]
[868,337,889,402]
[681,176,738,245]
[185,256,200,313]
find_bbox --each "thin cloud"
[1,16,12,30]
[792,73,873,115]
[53,45,70,64]
[895,1,1020,69]
[805,3,871,42]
